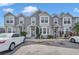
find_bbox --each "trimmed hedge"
[47,35,53,39]
[20,32,27,36]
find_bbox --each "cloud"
[22,6,38,14]
[73,8,79,12]
[3,8,14,12]
[0,3,15,7]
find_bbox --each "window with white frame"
[45,17,48,23]
[64,17,71,24]
[19,17,24,24]
[6,20,13,23]
[40,16,49,24]
[41,27,49,35]
[8,28,12,33]
[76,18,79,23]
[6,16,14,24]
[43,28,46,34]
[31,17,36,25]
[54,18,58,24]
[6,16,14,20]
[41,17,44,23]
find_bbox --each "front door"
[31,26,36,38]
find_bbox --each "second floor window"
[68,21,70,24]
[40,16,49,24]
[6,20,13,23]
[54,18,58,24]
[19,17,24,24]
[76,18,79,23]
[64,18,71,24]
[6,20,9,23]
[64,21,66,24]
[10,20,13,23]
[45,17,48,23]
[20,21,23,24]
[41,17,44,23]
[31,17,36,25]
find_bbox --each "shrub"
[47,35,53,39]
[20,32,27,37]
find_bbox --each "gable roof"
[31,10,50,17]
[17,13,25,17]
[60,13,73,17]
[4,12,14,17]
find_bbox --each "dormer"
[18,14,25,25]
[4,12,15,26]
[39,11,50,26]
[52,15,59,25]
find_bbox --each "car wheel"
[70,38,75,43]
[9,43,15,51]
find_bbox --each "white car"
[69,36,79,43]
[0,33,25,52]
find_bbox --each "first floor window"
[13,30,15,33]
[41,27,50,35]
[43,28,46,34]
[47,28,49,34]
[8,28,11,33]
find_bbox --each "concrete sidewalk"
[13,44,79,55]
[25,39,68,42]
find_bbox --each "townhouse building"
[4,10,79,38]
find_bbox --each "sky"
[0,3,79,27]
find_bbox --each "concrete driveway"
[1,39,79,55]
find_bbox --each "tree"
[73,22,79,35]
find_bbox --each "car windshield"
[0,34,10,38]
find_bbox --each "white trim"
[41,27,49,35]
[31,17,36,25]
[19,17,24,25]
[53,18,58,24]
[7,27,13,33]
[63,17,72,25]
[5,16,15,25]
[40,16,49,26]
